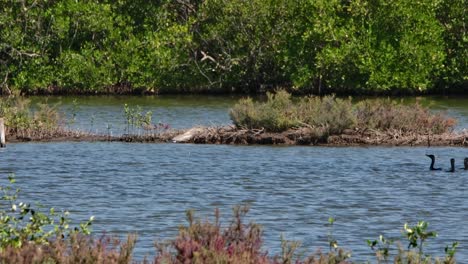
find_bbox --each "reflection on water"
[1,143,467,261]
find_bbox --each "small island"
[2,91,467,147]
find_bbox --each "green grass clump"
[229,90,358,135]
[229,91,299,132]
[297,95,356,135]
[230,90,456,136]
[0,94,63,139]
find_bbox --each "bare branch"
[200,51,216,63]
[192,49,214,86]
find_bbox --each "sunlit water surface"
[2,95,467,262]
[30,95,468,133]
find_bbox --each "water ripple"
[1,142,467,261]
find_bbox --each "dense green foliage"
[0,0,466,95]
[230,90,456,134]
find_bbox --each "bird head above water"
[447,158,455,173]
[425,154,441,171]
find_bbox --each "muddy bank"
[5,129,181,144]
[5,126,468,147]
[166,126,468,147]
[6,130,108,143]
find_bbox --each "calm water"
[31,95,241,134]
[31,95,468,134]
[2,95,468,262]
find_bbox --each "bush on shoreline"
[0,94,65,139]
[355,99,456,135]
[230,91,456,136]
[229,92,299,132]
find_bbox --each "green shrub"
[0,94,63,139]
[355,99,456,134]
[229,90,299,132]
[297,95,357,135]
[230,91,357,134]
[229,97,259,129]
[230,90,456,135]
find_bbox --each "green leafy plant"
[123,104,153,135]
[68,98,80,126]
[0,174,94,249]
[444,242,458,263]
[403,221,438,257]
[367,235,394,264]
[327,216,338,251]
[0,0,465,95]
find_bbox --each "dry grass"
[0,234,136,264]
[150,206,353,264]
[355,99,456,135]
[0,94,68,140]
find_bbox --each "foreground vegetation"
[0,0,466,95]
[0,174,135,263]
[0,175,460,263]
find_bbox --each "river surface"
[30,95,468,133]
[2,95,468,262]
[31,95,241,135]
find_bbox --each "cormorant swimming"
[426,154,442,171]
[447,158,455,173]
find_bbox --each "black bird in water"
[447,158,455,173]
[461,158,468,170]
[426,154,441,171]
